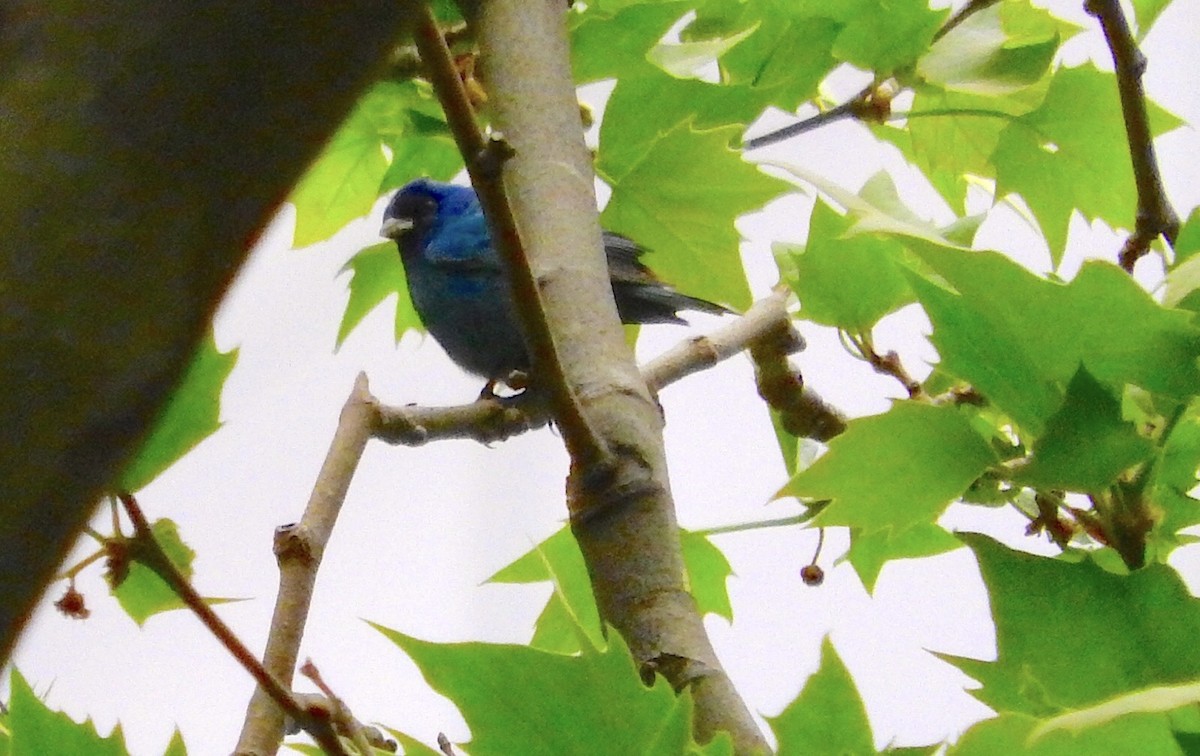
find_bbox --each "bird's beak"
[380,217,414,239]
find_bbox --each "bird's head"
[380,178,443,245]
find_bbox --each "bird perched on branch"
[381,178,730,397]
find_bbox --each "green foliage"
[943,535,1200,718]
[373,623,724,755]
[908,242,1200,433]
[487,525,605,654]
[290,80,460,248]
[108,518,237,627]
[993,65,1183,261]
[3,669,132,756]
[767,638,877,755]
[844,523,962,594]
[950,711,1182,756]
[1015,368,1154,492]
[784,402,997,532]
[489,525,734,654]
[336,241,423,346]
[119,335,237,492]
[599,120,787,309]
[779,200,913,330]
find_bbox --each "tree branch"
[376,290,830,446]
[234,293,798,753]
[743,0,1000,152]
[464,1,769,751]
[1085,0,1180,272]
[116,495,349,756]
[410,1,613,469]
[234,375,378,755]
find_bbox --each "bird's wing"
[602,231,661,286]
[603,231,734,321]
[423,204,502,273]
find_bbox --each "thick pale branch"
[409,1,612,468]
[466,1,769,750]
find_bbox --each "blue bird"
[380,178,730,396]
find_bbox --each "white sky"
[8,2,1200,753]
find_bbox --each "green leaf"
[111,518,238,626]
[336,242,423,347]
[490,526,733,651]
[906,243,1200,436]
[783,402,997,532]
[767,637,875,756]
[1144,405,1200,554]
[373,625,697,755]
[873,82,1048,215]
[291,81,460,247]
[7,668,128,756]
[600,121,789,310]
[488,527,604,654]
[942,534,1200,716]
[764,162,973,248]
[844,523,963,593]
[952,711,1181,756]
[693,1,841,112]
[1016,367,1155,492]
[600,70,774,179]
[570,2,691,83]
[1163,208,1200,308]
[162,729,188,756]
[1163,257,1200,311]
[1130,0,1174,39]
[993,65,1184,262]
[374,728,444,756]
[1031,679,1200,742]
[874,0,1070,211]
[291,91,393,247]
[916,1,1071,95]
[680,529,734,621]
[832,0,946,77]
[647,23,758,80]
[782,200,912,330]
[119,335,237,492]
[377,131,461,197]
[1173,207,1200,264]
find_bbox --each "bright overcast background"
[8,2,1200,754]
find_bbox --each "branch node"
[474,134,517,179]
[272,524,315,565]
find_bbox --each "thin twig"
[743,99,863,151]
[693,509,827,537]
[932,0,1000,43]
[847,332,924,400]
[744,0,1003,152]
[1085,0,1180,271]
[299,660,377,755]
[116,494,349,756]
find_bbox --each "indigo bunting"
[381,178,730,395]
